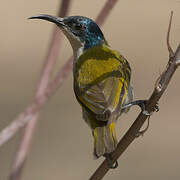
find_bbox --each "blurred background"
[0,0,180,179]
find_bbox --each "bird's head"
[29,15,107,58]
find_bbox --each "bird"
[29,14,151,168]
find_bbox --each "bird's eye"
[75,23,83,30]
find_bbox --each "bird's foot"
[122,100,159,115]
[103,153,118,169]
[136,100,159,116]
[122,100,159,137]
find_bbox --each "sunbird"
[29,14,152,168]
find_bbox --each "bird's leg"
[103,153,118,169]
[121,100,159,115]
[122,100,159,136]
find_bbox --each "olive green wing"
[75,76,128,119]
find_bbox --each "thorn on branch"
[155,75,163,92]
[175,60,180,66]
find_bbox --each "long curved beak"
[28,14,65,27]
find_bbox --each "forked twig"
[89,11,180,180]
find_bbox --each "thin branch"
[167,11,174,57]
[0,0,118,148]
[89,12,180,180]
[35,0,71,99]
[9,113,39,180]
[0,102,39,147]
[8,1,71,180]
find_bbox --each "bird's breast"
[74,45,124,87]
[77,59,120,86]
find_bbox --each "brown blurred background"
[0,0,180,179]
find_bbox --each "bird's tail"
[92,123,117,158]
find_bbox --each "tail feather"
[93,123,117,158]
[93,127,106,157]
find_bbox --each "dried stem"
[96,0,118,26]
[9,113,39,180]
[89,12,180,180]
[8,1,71,180]
[166,11,174,57]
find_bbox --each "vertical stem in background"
[96,0,118,26]
[35,0,71,98]
[9,1,71,180]
[9,113,39,180]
